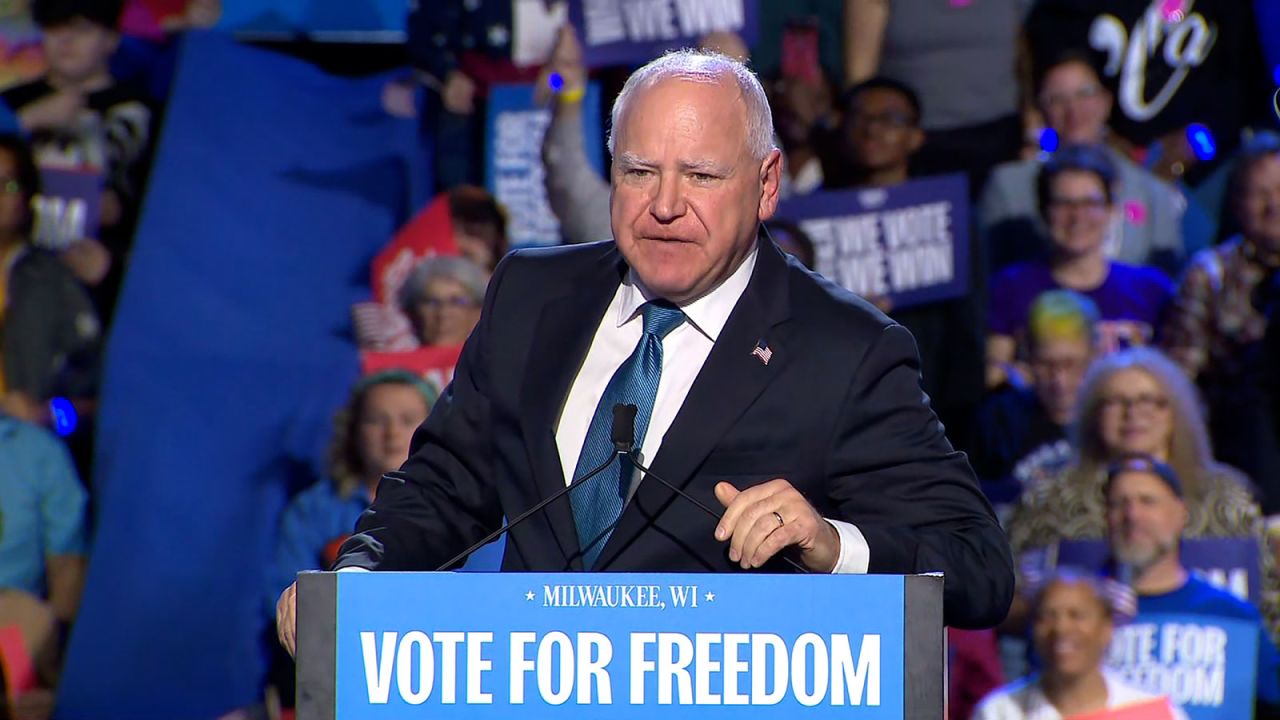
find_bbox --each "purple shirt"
[989,261,1173,352]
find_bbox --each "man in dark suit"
[278,50,1013,654]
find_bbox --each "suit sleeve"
[824,323,1014,629]
[332,254,516,571]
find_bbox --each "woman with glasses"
[1005,347,1278,637]
[397,255,487,348]
[986,145,1173,389]
[980,50,1187,275]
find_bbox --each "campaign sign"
[777,175,970,310]
[31,167,103,251]
[1053,538,1262,606]
[360,346,464,397]
[1107,613,1258,720]
[299,572,942,718]
[485,82,603,248]
[569,0,759,68]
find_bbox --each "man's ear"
[757,148,783,221]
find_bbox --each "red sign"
[370,194,459,306]
[360,345,463,396]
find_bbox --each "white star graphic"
[525,591,535,601]
[704,592,715,602]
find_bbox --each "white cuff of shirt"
[336,566,370,572]
[826,519,870,574]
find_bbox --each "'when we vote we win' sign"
[778,174,970,310]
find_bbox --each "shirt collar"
[616,245,759,342]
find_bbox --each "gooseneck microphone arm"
[434,405,639,571]
[612,404,810,574]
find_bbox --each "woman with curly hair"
[265,370,435,612]
[1006,347,1278,637]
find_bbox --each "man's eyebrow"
[679,159,731,175]
[616,152,656,169]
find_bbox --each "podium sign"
[298,572,942,718]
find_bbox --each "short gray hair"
[398,255,488,314]
[607,49,776,161]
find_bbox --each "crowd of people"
[0,0,1278,718]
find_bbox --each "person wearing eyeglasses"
[1005,347,1278,640]
[980,50,1187,277]
[821,76,987,455]
[986,145,1173,389]
[397,255,487,348]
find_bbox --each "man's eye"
[691,173,715,182]
[626,168,652,177]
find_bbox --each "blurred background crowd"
[0,0,1278,718]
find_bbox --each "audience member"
[2,0,155,322]
[448,185,508,273]
[973,569,1181,720]
[1163,133,1280,513]
[0,413,86,620]
[265,370,435,615]
[1025,0,1272,188]
[973,290,1099,513]
[843,0,1022,193]
[1006,347,1279,637]
[1102,455,1280,713]
[980,51,1186,274]
[0,133,99,426]
[766,70,835,199]
[825,76,985,451]
[0,412,87,716]
[406,0,542,192]
[537,25,611,246]
[824,76,922,189]
[397,255,487,348]
[986,145,1172,389]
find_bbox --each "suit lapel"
[518,246,627,570]
[596,238,793,567]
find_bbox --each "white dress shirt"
[553,248,870,573]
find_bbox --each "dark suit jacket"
[335,237,1014,628]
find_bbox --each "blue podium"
[297,572,943,718]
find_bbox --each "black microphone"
[435,415,628,571]
[613,403,809,574]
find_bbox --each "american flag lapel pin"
[751,339,773,366]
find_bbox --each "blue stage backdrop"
[56,31,428,718]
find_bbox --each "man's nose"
[650,174,686,222]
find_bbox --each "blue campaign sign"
[1107,613,1258,720]
[776,174,971,310]
[485,82,604,248]
[331,572,906,717]
[1053,538,1262,606]
[569,0,759,68]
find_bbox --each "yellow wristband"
[557,85,586,105]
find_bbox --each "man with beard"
[1103,455,1280,711]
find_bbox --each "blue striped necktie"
[571,300,686,569]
